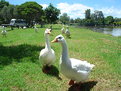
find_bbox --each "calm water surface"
[90,27,121,37]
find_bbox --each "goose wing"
[70,58,95,72]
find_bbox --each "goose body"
[1,30,7,35]
[60,58,94,82]
[61,25,65,34]
[39,29,55,67]
[23,26,26,29]
[40,47,55,66]
[52,35,95,84]
[34,24,38,32]
[1,26,7,37]
[65,26,70,38]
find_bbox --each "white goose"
[65,26,71,38]
[1,26,7,37]
[52,35,95,85]
[61,25,65,34]
[34,24,38,32]
[39,28,56,73]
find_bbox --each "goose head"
[2,26,5,30]
[51,34,65,43]
[66,26,69,29]
[63,25,65,27]
[44,28,51,36]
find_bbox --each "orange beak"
[47,31,51,34]
[51,38,58,43]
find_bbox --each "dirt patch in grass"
[100,38,113,44]
[11,86,22,91]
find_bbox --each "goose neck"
[61,40,69,61]
[45,34,51,50]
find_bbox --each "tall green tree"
[105,16,114,25]
[45,3,60,24]
[59,13,70,24]
[70,18,74,23]
[91,10,104,26]
[0,0,9,24]
[1,5,18,23]
[17,1,43,26]
[113,18,121,26]
[0,0,9,10]
[75,18,81,23]
[13,5,19,19]
[85,9,91,19]
[0,5,8,23]
[6,5,15,21]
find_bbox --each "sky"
[6,0,121,19]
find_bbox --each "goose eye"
[58,37,62,39]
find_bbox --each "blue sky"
[6,0,121,19]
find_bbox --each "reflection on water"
[91,27,121,37]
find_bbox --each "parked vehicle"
[1,19,27,28]
[10,19,27,28]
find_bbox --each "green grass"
[0,24,121,91]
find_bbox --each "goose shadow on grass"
[43,65,62,80]
[0,43,61,79]
[68,81,98,91]
[0,43,44,66]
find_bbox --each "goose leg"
[42,66,47,73]
[42,65,51,73]
[69,80,75,85]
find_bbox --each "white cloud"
[99,7,121,18]
[40,3,121,19]
[40,4,48,9]
[57,3,94,19]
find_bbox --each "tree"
[105,16,114,25]
[17,1,43,26]
[113,18,121,26]
[0,0,9,10]
[45,3,60,24]
[0,5,8,23]
[91,10,104,26]
[13,5,19,19]
[1,5,18,23]
[0,0,9,24]
[83,19,95,26]
[60,13,70,24]
[75,18,81,23]
[85,9,91,19]
[39,14,47,28]
[6,5,15,21]
[70,18,74,23]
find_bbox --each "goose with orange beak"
[51,34,95,86]
[1,26,7,37]
[65,26,71,38]
[39,28,56,73]
[34,24,38,33]
[61,25,65,34]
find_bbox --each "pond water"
[90,27,121,37]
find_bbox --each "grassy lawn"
[0,24,121,91]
